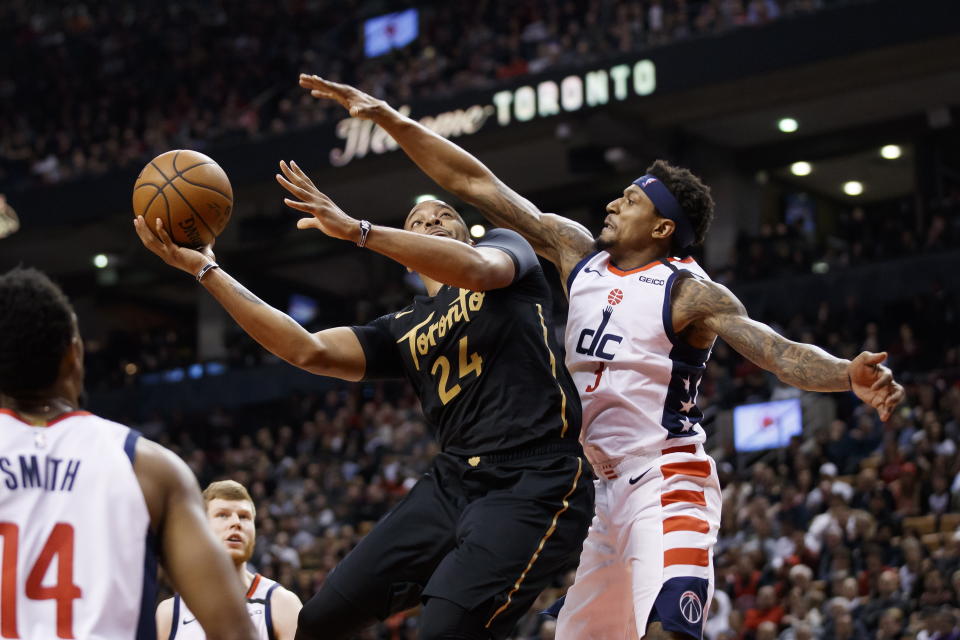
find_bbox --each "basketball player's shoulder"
[59,411,137,447]
[266,582,302,640]
[671,274,745,324]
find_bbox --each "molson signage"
[329,59,656,167]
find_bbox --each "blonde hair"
[202,480,256,517]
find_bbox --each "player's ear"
[652,218,675,241]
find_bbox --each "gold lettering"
[395,289,488,369]
[469,292,485,312]
[417,333,430,355]
[395,312,435,370]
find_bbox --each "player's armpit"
[467,178,594,279]
[269,587,303,640]
[674,278,850,392]
[155,597,174,640]
[134,439,257,640]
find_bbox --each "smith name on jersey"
[0,409,155,639]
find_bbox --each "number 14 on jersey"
[0,522,82,639]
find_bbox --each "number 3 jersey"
[0,409,154,640]
[564,253,714,469]
[351,228,581,457]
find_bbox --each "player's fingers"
[283,198,314,214]
[278,159,298,182]
[296,217,320,230]
[133,216,160,249]
[862,351,887,365]
[870,368,893,390]
[154,219,176,247]
[288,160,310,183]
[298,73,326,89]
[275,173,311,201]
[280,160,313,191]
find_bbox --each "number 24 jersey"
[351,229,581,457]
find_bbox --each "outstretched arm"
[299,75,594,280]
[276,160,516,291]
[673,277,904,420]
[133,216,366,380]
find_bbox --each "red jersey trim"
[246,574,262,598]
[0,408,91,427]
[606,256,695,276]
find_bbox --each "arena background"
[2,0,959,638]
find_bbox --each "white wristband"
[357,220,372,248]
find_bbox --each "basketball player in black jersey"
[134,160,593,640]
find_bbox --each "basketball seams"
[175,171,232,200]
[160,190,173,243]
[139,161,176,217]
[165,179,217,240]
[134,150,232,245]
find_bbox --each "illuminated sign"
[329,59,656,166]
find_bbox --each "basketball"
[132,150,233,247]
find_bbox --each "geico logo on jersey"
[575,305,623,361]
[637,275,665,285]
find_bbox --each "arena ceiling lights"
[777,118,799,134]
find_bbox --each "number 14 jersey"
[0,409,154,639]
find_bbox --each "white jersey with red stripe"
[170,573,279,640]
[556,252,721,640]
[563,252,712,474]
[0,409,155,640]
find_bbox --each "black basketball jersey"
[351,229,581,456]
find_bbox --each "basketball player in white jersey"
[299,76,905,640]
[157,480,302,640]
[0,266,256,640]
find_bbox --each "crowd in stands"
[723,192,960,284]
[1,0,857,189]
[89,188,956,637]
[131,293,958,639]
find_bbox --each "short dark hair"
[0,267,75,396]
[646,159,715,252]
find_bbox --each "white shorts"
[556,442,722,640]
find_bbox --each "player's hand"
[848,351,905,421]
[276,160,358,242]
[299,74,385,120]
[133,215,216,277]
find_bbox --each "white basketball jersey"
[0,409,154,639]
[564,254,714,470]
[170,574,280,640]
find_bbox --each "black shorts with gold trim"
[324,440,594,639]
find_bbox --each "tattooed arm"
[672,277,904,420]
[300,75,595,283]
[133,216,366,380]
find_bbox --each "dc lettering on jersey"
[575,305,623,361]
[0,455,81,492]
